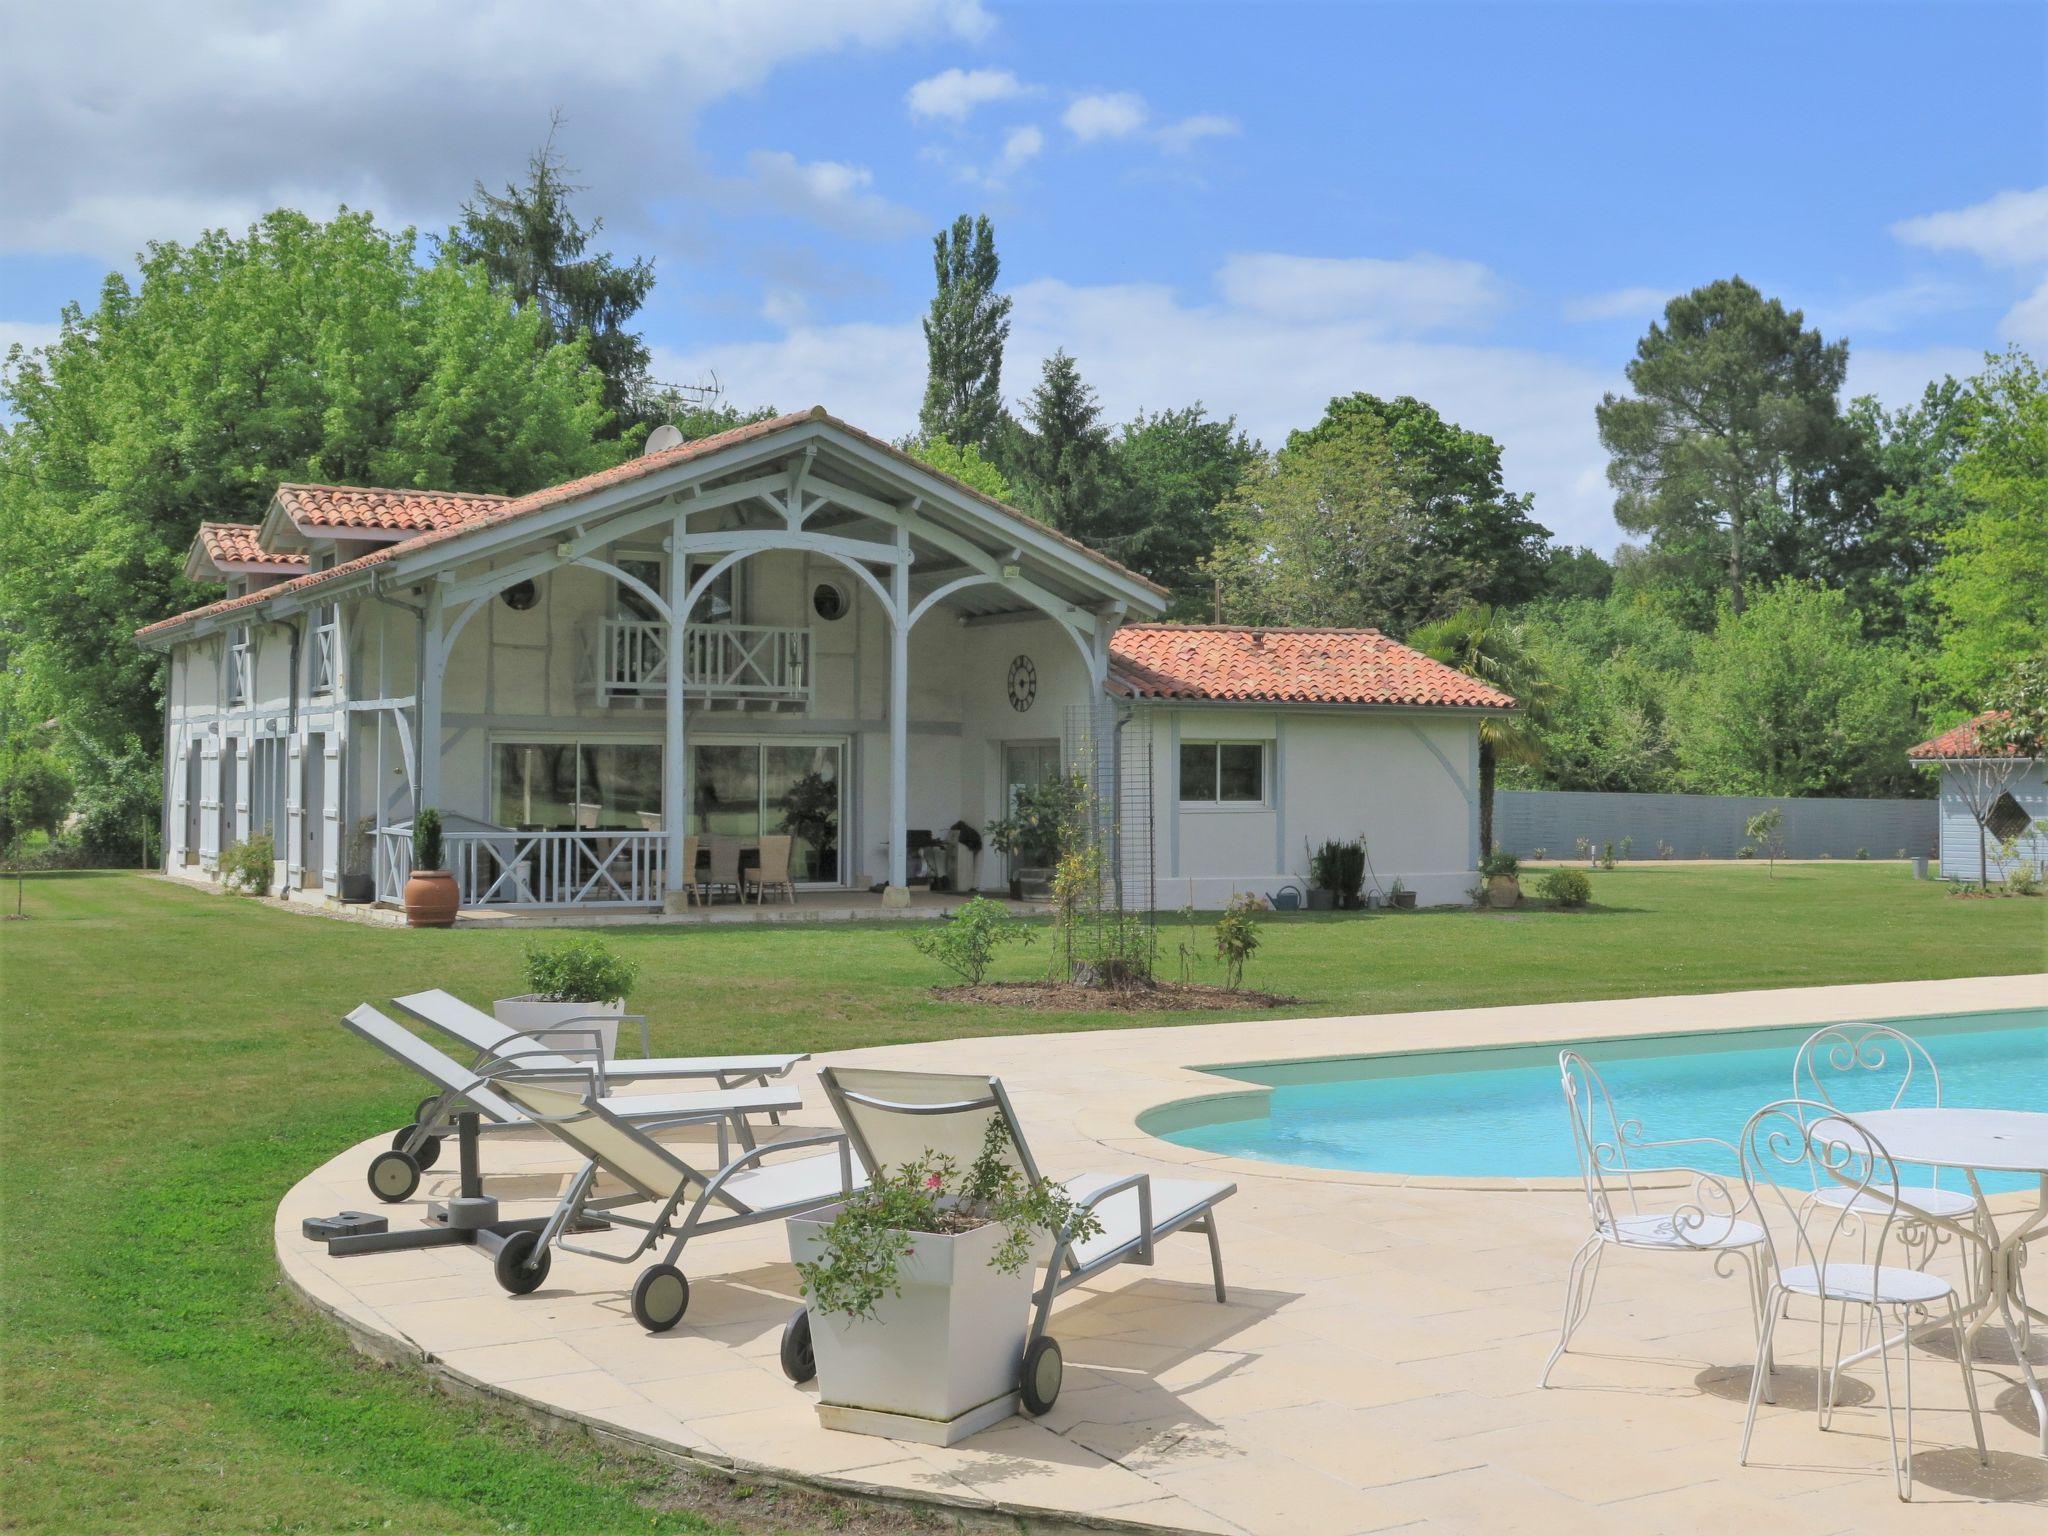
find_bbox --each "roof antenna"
[641,369,725,456]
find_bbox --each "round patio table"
[1827,1107,2048,1455]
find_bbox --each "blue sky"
[3,1,2042,549]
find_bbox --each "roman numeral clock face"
[1007,654,1037,712]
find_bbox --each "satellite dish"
[644,423,686,456]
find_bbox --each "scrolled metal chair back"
[1739,1099,1904,1295]
[1793,1023,1942,1114]
[1558,1050,1640,1231]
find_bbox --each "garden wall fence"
[1495,789,1937,861]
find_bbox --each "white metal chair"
[1541,1049,1771,1388]
[1738,1100,1987,1500]
[744,833,797,906]
[1792,1024,1990,1296]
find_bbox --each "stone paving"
[278,974,2048,1534]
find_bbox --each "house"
[137,408,1510,914]
[1907,712,2047,882]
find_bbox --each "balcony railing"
[592,618,811,706]
[376,825,668,908]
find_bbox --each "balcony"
[590,619,812,708]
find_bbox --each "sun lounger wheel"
[1020,1335,1062,1415]
[389,1127,441,1170]
[632,1264,690,1332]
[366,1149,420,1203]
[493,1230,551,1295]
[779,1307,815,1383]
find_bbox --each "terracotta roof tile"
[1109,624,1515,710]
[275,483,511,534]
[137,408,1167,642]
[195,522,306,570]
[1907,711,2021,760]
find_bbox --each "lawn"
[1,864,2041,1533]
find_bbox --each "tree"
[1111,405,1260,610]
[1540,545,1615,601]
[1410,606,1555,855]
[1510,596,1692,793]
[660,399,780,442]
[918,214,1011,451]
[450,121,657,437]
[0,207,611,790]
[1288,394,1552,608]
[1929,351,2048,705]
[910,437,1013,502]
[1596,278,1850,615]
[1829,379,1973,643]
[1010,351,1122,545]
[1676,582,1919,797]
[1208,426,1456,633]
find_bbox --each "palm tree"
[1409,606,1553,857]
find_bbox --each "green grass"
[1,865,2041,1532]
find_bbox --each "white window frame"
[227,626,252,706]
[1178,739,1269,809]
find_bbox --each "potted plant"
[1304,840,1336,911]
[495,936,640,1060]
[1479,850,1521,908]
[402,808,459,928]
[949,820,983,893]
[339,816,376,904]
[1388,876,1416,910]
[987,774,1079,900]
[785,1121,1099,1445]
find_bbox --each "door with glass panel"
[691,739,843,886]
[1000,740,1063,881]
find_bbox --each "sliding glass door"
[691,738,843,885]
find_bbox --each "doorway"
[1000,739,1063,882]
[690,738,844,885]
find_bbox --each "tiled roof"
[1907,711,2021,760]
[274,482,511,535]
[1108,625,1516,710]
[196,522,306,570]
[137,408,1167,644]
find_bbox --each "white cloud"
[1844,344,1989,410]
[905,66,1030,122]
[0,319,65,358]
[1811,276,1975,335]
[741,150,920,239]
[2001,276,2048,349]
[662,257,1626,551]
[998,124,1045,175]
[0,0,989,260]
[1561,286,1672,324]
[1217,253,1507,333]
[1155,113,1239,154]
[1892,187,2048,267]
[1063,92,1148,143]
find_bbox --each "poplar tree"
[917,214,1011,451]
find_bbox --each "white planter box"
[787,1206,1035,1445]
[493,996,625,1061]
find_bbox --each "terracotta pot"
[403,868,460,928]
[1485,874,1521,909]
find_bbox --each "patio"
[281,974,2048,1534]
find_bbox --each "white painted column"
[662,511,690,911]
[415,580,445,814]
[886,530,910,899]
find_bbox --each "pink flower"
[924,1172,944,1191]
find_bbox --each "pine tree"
[918,215,1011,451]
[1013,351,1123,546]
[451,118,657,436]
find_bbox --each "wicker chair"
[744,833,797,906]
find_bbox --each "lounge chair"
[341,1004,801,1204]
[485,1067,862,1331]
[394,988,806,1100]
[788,1066,1237,1414]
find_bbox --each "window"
[614,556,664,622]
[1179,741,1266,805]
[228,626,251,706]
[494,740,663,830]
[812,580,848,621]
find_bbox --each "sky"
[2,0,2043,552]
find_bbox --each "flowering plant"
[794,1119,1101,1320]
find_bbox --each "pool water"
[1143,1009,2048,1192]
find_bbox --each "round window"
[499,579,537,611]
[812,580,849,621]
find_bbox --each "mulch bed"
[932,980,1301,1011]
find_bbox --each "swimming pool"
[1141,1008,2048,1192]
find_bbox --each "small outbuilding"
[1906,711,2047,882]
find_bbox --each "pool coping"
[1113,977,2048,1192]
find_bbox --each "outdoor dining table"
[1817,1106,2048,1455]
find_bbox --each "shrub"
[986,772,1085,868]
[1530,846,1548,861]
[1617,835,1635,861]
[1856,847,1870,860]
[1538,869,1593,909]
[795,1119,1100,1321]
[1735,844,1756,859]
[1214,893,1262,988]
[908,895,1031,984]
[412,807,444,872]
[1599,841,1618,871]
[1312,837,1366,907]
[1479,850,1519,878]
[521,936,639,1004]
[1656,840,1675,861]
[218,833,274,894]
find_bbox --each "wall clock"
[1007,654,1037,712]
